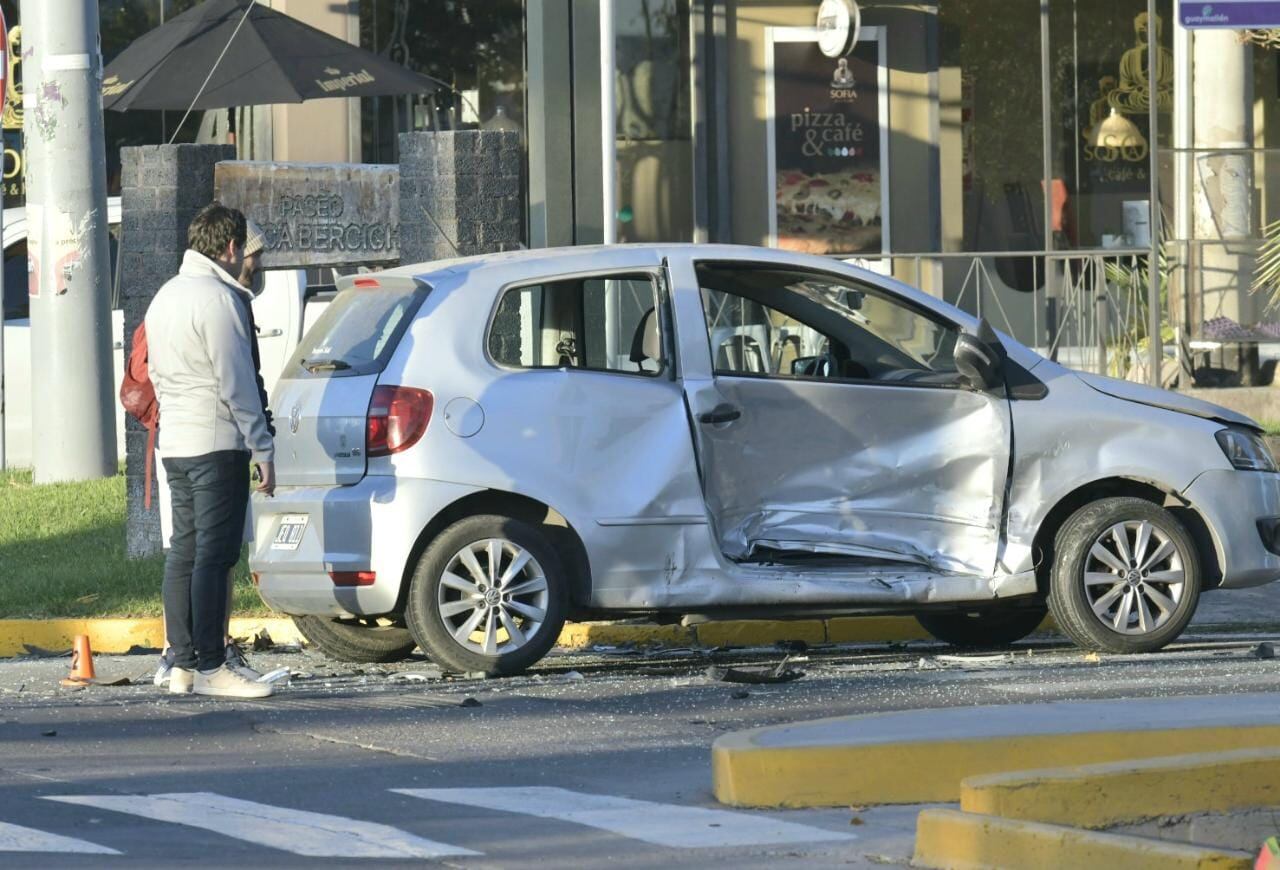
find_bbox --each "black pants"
[161,450,249,671]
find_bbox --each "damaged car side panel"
[999,361,1231,577]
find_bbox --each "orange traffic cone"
[61,635,97,686]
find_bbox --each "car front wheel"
[405,515,568,676]
[1047,496,1201,653]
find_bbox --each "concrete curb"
[0,614,952,658]
[0,618,307,657]
[912,808,1251,870]
[711,696,1280,807]
[0,614,1267,659]
[961,747,1280,829]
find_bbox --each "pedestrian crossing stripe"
[0,820,120,855]
[391,786,858,848]
[41,792,477,859]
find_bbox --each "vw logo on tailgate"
[289,405,301,434]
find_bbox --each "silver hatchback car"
[251,244,1280,675]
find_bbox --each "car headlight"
[1215,428,1279,472]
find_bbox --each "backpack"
[119,322,159,509]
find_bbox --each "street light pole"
[22,0,116,483]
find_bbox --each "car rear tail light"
[353,277,380,288]
[366,385,433,457]
[330,571,376,587]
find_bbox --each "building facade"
[4,0,1273,382]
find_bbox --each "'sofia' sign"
[1180,1,1280,27]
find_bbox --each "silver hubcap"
[1083,520,1185,635]
[436,538,549,656]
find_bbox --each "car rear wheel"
[1047,497,1201,653]
[405,515,568,676]
[915,606,1048,648]
[292,615,418,663]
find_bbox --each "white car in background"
[1,198,323,469]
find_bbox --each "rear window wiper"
[303,358,352,373]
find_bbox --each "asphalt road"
[2,617,1280,869]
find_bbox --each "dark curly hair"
[187,201,247,261]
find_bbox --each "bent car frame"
[250,244,1280,674]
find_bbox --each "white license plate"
[271,515,308,550]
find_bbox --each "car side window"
[697,263,960,384]
[489,273,664,376]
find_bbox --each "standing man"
[146,202,275,699]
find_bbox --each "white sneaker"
[194,665,274,699]
[169,667,195,695]
[224,642,262,681]
[154,650,175,686]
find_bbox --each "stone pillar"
[1192,31,1254,331]
[121,144,234,558]
[397,131,524,265]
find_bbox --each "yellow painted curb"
[712,724,1280,807]
[962,747,1280,829]
[555,622,695,648]
[695,619,826,648]
[0,618,305,656]
[1,614,984,658]
[913,808,1251,870]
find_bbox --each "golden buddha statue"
[1108,12,1173,115]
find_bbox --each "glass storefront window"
[613,0,693,243]
[359,0,527,165]
[939,0,1048,268]
[1050,0,1173,250]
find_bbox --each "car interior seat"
[629,308,662,372]
[716,334,767,373]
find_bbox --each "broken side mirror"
[954,319,1005,391]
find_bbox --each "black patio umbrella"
[102,0,442,112]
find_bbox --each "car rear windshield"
[283,280,429,379]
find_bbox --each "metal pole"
[22,0,116,483]
[600,0,617,244]
[1146,0,1162,387]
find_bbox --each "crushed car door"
[677,261,1013,577]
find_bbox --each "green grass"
[0,466,269,619]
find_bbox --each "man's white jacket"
[145,249,274,464]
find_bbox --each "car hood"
[1074,371,1259,430]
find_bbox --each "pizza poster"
[772,35,885,255]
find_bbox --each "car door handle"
[256,327,284,338]
[698,404,741,425]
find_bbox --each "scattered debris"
[935,653,1012,665]
[124,645,161,656]
[256,667,292,685]
[388,668,444,683]
[916,658,942,670]
[730,690,750,700]
[1082,651,1102,663]
[41,730,57,737]
[774,640,809,653]
[562,670,585,682]
[459,697,482,708]
[22,644,71,658]
[465,671,489,680]
[706,659,805,685]
[849,816,865,826]
[1252,642,1275,660]
[249,629,275,651]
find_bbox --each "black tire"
[915,606,1048,648]
[1047,497,1201,653]
[404,514,568,676]
[292,615,418,664]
